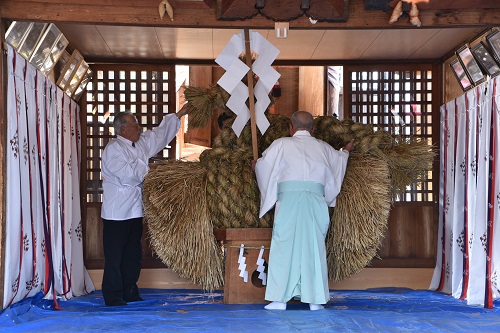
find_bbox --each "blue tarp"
[1,288,499,332]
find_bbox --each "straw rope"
[200,147,273,229]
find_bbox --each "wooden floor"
[87,267,435,291]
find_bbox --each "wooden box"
[214,228,272,304]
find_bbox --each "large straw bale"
[143,110,434,290]
[143,161,224,291]
[327,152,392,281]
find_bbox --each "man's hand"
[251,160,257,172]
[176,103,190,118]
[342,139,355,152]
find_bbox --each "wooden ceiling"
[2,0,499,64]
[54,24,484,63]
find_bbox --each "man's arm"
[176,103,190,119]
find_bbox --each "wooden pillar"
[0,20,8,308]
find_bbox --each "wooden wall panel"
[298,66,325,116]
[443,58,466,104]
[371,203,438,268]
[270,66,299,117]
[184,66,212,147]
[84,204,165,269]
[83,203,439,270]
[84,205,103,267]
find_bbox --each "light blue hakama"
[264,181,330,305]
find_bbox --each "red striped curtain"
[3,45,94,309]
[430,76,500,308]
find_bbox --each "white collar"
[117,135,135,146]
[293,130,311,137]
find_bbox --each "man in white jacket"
[254,111,354,311]
[100,106,188,306]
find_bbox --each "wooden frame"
[72,68,93,101]
[4,21,33,50]
[450,58,473,92]
[456,45,486,86]
[29,23,69,75]
[345,63,436,202]
[83,64,175,203]
[56,49,85,93]
[486,29,500,65]
[470,41,500,78]
[16,22,48,61]
[67,60,89,96]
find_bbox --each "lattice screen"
[84,64,175,202]
[346,65,435,202]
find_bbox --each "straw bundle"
[183,85,229,128]
[381,137,435,196]
[312,116,434,193]
[326,152,392,281]
[143,161,224,291]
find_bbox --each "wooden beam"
[389,0,500,10]
[1,0,499,29]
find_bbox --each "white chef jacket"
[101,113,180,220]
[255,130,349,217]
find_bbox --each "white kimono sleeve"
[255,140,284,218]
[141,113,181,158]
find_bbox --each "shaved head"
[291,111,314,131]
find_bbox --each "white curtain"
[430,76,500,308]
[3,45,94,309]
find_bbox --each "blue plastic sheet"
[1,288,499,332]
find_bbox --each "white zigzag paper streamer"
[250,33,281,135]
[215,30,281,137]
[256,245,267,285]
[238,244,248,283]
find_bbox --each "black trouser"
[102,217,143,303]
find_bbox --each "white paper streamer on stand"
[250,33,281,135]
[215,30,280,137]
[256,245,267,285]
[238,244,249,283]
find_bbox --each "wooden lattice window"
[346,64,437,202]
[83,64,176,203]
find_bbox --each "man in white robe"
[254,111,353,311]
[101,106,188,306]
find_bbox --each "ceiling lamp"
[4,21,92,101]
[449,27,500,91]
[56,49,91,99]
[5,22,69,75]
[217,0,348,23]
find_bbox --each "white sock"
[264,301,287,310]
[309,303,324,311]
